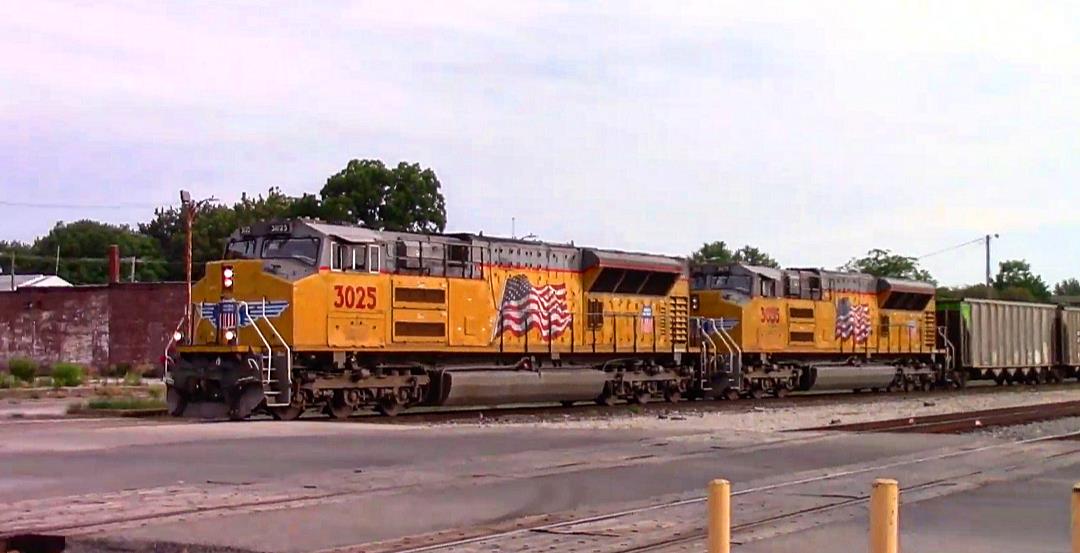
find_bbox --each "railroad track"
[328,430,1080,553]
[801,399,1080,434]
[322,382,1076,425]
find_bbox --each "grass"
[84,397,167,411]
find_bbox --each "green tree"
[841,249,934,282]
[32,220,167,284]
[1054,278,1080,297]
[0,241,34,275]
[690,241,734,263]
[732,245,780,268]
[320,159,447,232]
[993,259,1050,301]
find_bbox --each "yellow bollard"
[869,478,899,553]
[708,479,731,553]
[1073,482,1080,553]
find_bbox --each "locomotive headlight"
[224,330,236,341]
[222,266,235,290]
[173,330,183,342]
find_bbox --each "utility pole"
[9,251,14,292]
[55,244,60,276]
[181,190,194,339]
[511,217,516,239]
[130,256,137,282]
[985,233,999,287]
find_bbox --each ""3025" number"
[334,285,377,309]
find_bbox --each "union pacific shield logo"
[199,300,289,328]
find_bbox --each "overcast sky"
[1,1,1077,286]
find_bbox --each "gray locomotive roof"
[877,276,936,295]
[240,219,685,268]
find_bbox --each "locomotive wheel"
[920,378,933,392]
[750,387,766,400]
[166,387,187,417]
[723,388,741,401]
[596,394,617,407]
[664,388,682,403]
[633,391,651,405]
[270,404,304,421]
[773,387,789,399]
[327,392,355,419]
[376,399,403,417]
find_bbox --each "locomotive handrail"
[713,319,742,378]
[162,307,190,384]
[258,297,292,387]
[237,301,273,361]
[937,326,955,370]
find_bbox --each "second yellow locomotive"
[691,263,941,399]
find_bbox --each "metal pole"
[55,244,60,276]
[130,256,136,282]
[10,251,14,292]
[184,196,193,339]
[1072,482,1079,553]
[869,478,899,553]
[985,234,991,287]
[707,479,730,553]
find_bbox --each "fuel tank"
[799,364,899,391]
[437,368,609,407]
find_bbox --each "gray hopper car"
[937,298,1080,385]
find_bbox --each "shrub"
[8,358,37,383]
[123,371,143,386]
[51,363,85,387]
[0,373,16,389]
[148,386,165,400]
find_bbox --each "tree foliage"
[1054,278,1080,297]
[993,259,1050,301]
[690,242,780,268]
[3,159,449,284]
[320,160,446,232]
[841,249,934,282]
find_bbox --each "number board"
[333,285,378,310]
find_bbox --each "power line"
[917,236,986,260]
[0,200,177,210]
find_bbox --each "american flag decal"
[217,302,238,330]
[836,298,871,343]
[497,274,570,340]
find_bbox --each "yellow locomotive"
[166,220,698,419]
[691,263,941,399]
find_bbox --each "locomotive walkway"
[0,396,1077,553]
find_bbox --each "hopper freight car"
[164,220,703,419]
[938,298,1080,385]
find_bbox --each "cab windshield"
[261,237,319,266]
[225,238,258,260]
[694,273,752,294]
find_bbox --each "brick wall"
[0,283,185,372]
